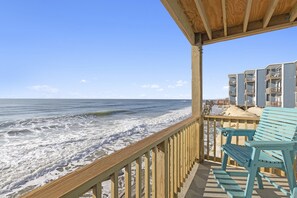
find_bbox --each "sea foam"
[0,106,191,197]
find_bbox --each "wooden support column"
[192,35,204,162]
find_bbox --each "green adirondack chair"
[213,107,297,198]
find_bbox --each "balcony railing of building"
[245,77,255,82]
[266,87,282,94]
[266,71,282,81]
[266,101,282,107]
[229,90,236,96]
[229,80,236,86]
[23,115,297,198]
[245,89,255,95]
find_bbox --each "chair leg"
[222,153,228,170]
[256,168,263,189]
[244,168,257,198]
[282,150,297,194]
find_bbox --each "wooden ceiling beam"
[161,0,195,45]
[202,14,297,45]
[222,0,227,36]
[289,2,297,22]
[194,0,212,40]
[243,0,253,32]
[263,0,279,28]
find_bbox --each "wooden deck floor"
[180,161,290,198]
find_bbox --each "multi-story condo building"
[265,62,296,108]
[228,61,297,108]
[244,70,255,107]
[228,74,245,106]
[243,69,266,107]
[228,74,236,105]
[265,64,282,107]
[255,69,266,107]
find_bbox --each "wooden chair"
[213,107,297,198]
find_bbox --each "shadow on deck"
[180,161,290,198]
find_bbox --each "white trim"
[281,64,284,107]
[236,74,239,105]
[254,69,258,107]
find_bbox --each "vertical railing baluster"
[169,137,174,198]
[125,164,131,198]
[145,152,150,198]
[174,134,178,194]
[111,172,118,198]
[92,182,102,198]
[186,126,189,173]
[207,118,210,160]
[152,147,157,198]
[178,130,182,190]
[214,118,217,162]
[220,119,223,162]
[136,157,142,198]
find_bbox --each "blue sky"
[0,1,296,99]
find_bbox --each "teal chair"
[213,107,297,198]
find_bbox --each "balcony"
[266,71,281,81]
[245,77,255,82]
[229,80,236,86]
[245,89,255,95]
[23,115,295,198]
[266,101,282,107]
[266,87,281,94]
[229,91,236,96]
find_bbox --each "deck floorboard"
[181,161,290,198]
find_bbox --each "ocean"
[0,99,191,197]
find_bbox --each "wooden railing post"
[156,140,169,198]
[192,37,203,163]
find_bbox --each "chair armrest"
[218,127,256,137]
[245,141,296,150]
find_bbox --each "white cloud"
[223,85,229,89]
[157,88,164,92]
[141,84,160,89]
[80,79,87,83]
[176,80,187,87]
[29,85,59,93]
[168,80,188,88]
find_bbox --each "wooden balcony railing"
[23,116,201,198]
[21,114,297,198]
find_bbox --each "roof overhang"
[161,0,297,45]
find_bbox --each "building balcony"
[245,77,255,82]
[266,101,282,107]
[229,80,236,86]
[229,91,236,96]
[266,87,281,94]
[22,115,294,198]
[266,71,281,81]
[245,89,255,95]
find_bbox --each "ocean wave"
[7,129,33,136]
[83,110,132,117]
[0,106,191,197]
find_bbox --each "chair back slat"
[253,107,297,160]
